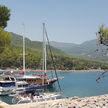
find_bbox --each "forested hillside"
[10,32,64,54]
[0,32,108,70]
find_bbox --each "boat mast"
[43,23,46,77]
[45,25,62,92]
[22,24,25,75]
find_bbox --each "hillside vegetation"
[0,32,108,70]
[50,40,108,61]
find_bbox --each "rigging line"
[46,49,56,89]
[47,50,55,88]
[46,35,62,92]
[46,44,54,79]
[43,23,62,92]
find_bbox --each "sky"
[0,0,108,44]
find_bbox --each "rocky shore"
[1,94,108,108]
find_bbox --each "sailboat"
[13,24,44,91]
[14,23,58,87]
[11,23,62,104]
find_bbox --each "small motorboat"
[12,92,62,104]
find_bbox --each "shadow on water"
[0,96,13,104]
[45,85,59,92]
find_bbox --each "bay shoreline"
[1,69,108,108]
[4,69,105,72]
[1,94,108,108]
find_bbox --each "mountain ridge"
[10,32,65,55]
[50,39,98,55]
[10,32,108,61]
[50,40,108,61]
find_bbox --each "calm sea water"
[1,72,108,104]
[57,72,108,97]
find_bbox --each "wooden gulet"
[15,23,58,87]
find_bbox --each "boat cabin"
[0,75,16,95]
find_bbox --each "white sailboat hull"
[0,87,16,95]
[12,93,62,104]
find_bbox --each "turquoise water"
[57,72,108,97]
[0,96,12,104]
[1,72,108,104]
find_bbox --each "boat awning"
[15,75,41,79]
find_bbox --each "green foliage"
[97,24,108,46]
[0,46,108,70]
[0,32,108,70]
[52,55,108,70]
[10,32,64,55]
[0,5,10,29]
[0,28,11,53]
